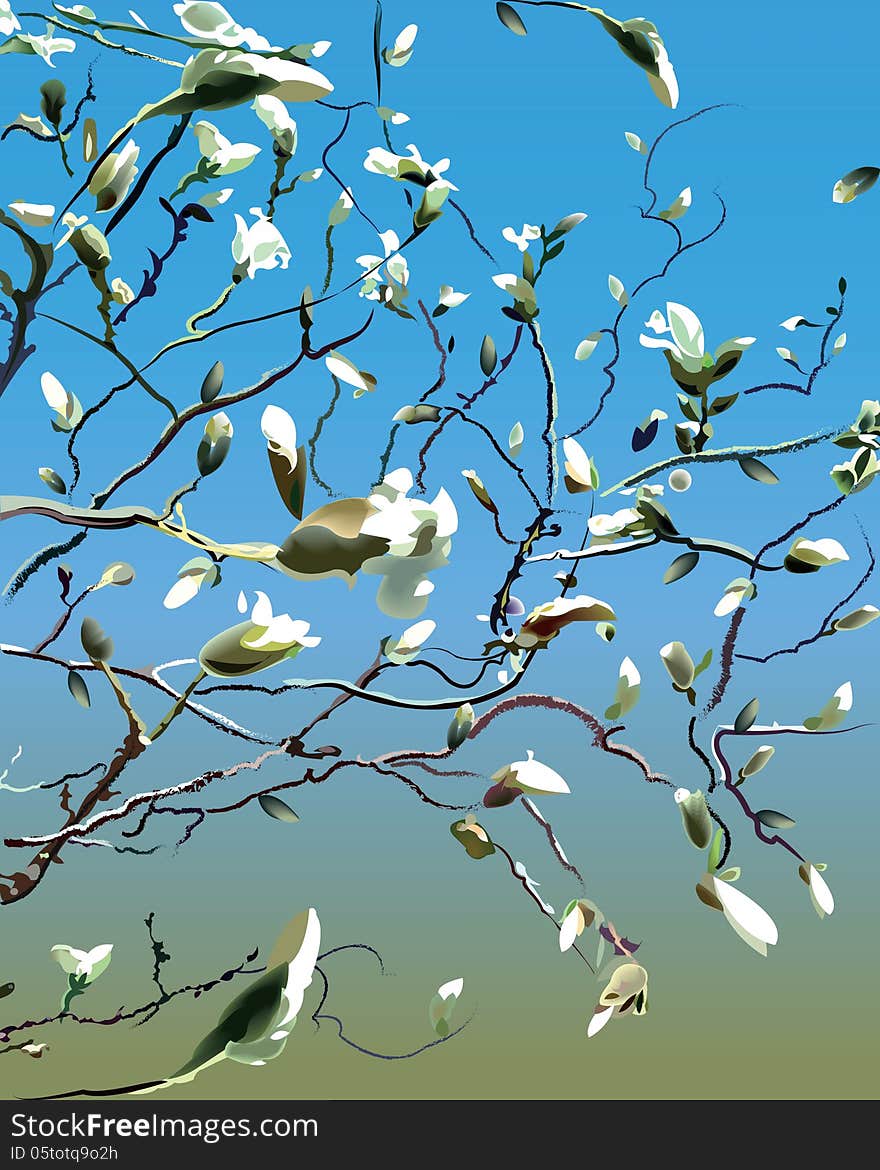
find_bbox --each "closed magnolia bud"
[196,412,233,476]
[70,224,111,271]
[832,605,879,632]
[483,779,519,808]
[447,703,474,750]
[200,360,225,404]
[674,787,713,849]
[393,404,441,424]
[660,641,695,690]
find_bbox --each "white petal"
[237,590,248,613]
[559,908,580,953]
[809,866,834,916]
[713,878,778,948]
[587,1005,614,1038]
[834,681,853,711]
[163,575,201,609]
[250,590,274,627]
[40,371,69,412]
[437,977,463,1000]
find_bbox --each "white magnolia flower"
[712,877,778,957]
[492,273,536,313]
[788,537,849,567]
[504,750,570,796]
[21,1042,50,1058]
[588,963,649,1038]
[362,467,457,554]
[223,908,321,1067]
[243,591,320,652]
[377,105,410,125]
[88,140,140,212]
[40,370,69,413]
[801,863,834,919]
[50,943,113,984]
[780,315,807,331]
[199,187,234,207]
[640,302,705,373]
[14,25,75,65]
[111,276,135,304]
[193,120,260,175]
[398,619,435,652]
[55,211,88,250]
[261,405,298,469]
[8,200,54,226]
[173,1,276,51]
[620,656,640,688]
[713,577,755,617]
[0,2,20,37]
[163,561,215,609]
[363,143,457,191]
[437,284,469,308]
[356,228,408,300]
[231,208,291,279]
[588,508,641,537]
[384,22,417,67]
[502,223,541,252]
[252,95,297,155]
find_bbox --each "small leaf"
[258,794,300,823]
[707,828,724,872]
[734,697,759,733]
[663,552,699,584]
[480,334,497,377]
[574,332,601,361]
[624,131,647,154]
[39,467,67,495]
[608,274,627,306]
[82,116,98,162]
[496,2,527,36]
[200,360,224,404]
[67,670,90,709]
[756,809,796,830]
[739,457,779,485]
[832,332,847,356]
[508,421,524,458]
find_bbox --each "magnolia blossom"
[55,211,88,250]
[500,750,570,796]
[261,404,298,469]
[787,537,849,568]
[363,143,457,191]
[588,508,641,537]
[223,909,321,1067]
[8,199,55,227]
[436,977,463,1001]
[641,302,706,373]
[89,140,140,212]
[12,25,75,65]
[780,315,807,330]
[710,876,778,956]
[362,468,457,555]
[437,284,469,309]
[111,277,135,304]
[588,963,649,1038]
[193,120,260,174]
[356,228,408,301]
[199,187,234,207]
[51,944,113,984]
[384,22,417,67]
[173,1,276,51]
[519,595,616,642]
[502,223,541,252]
[714,577,755,617]
[243,591,320,652]
[231,208,291,279]
[0,2,20,36]
[252,95,298,155]
[559,900,595,953]
[21,1042,50,1058]
[800,863,834,919]
[492,273,537,314]
[377,105,410,125]
[8,111,52,138]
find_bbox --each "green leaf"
[480,334,497,377]
[692,647,713,680]
[733,697,759,733]
[756,809,796,830]
[258,794,300,823]
[200,360,224,404]
[663,552,699,584]
[67,670,91,709]
[496,2,527,36]
[738,457,779,485]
